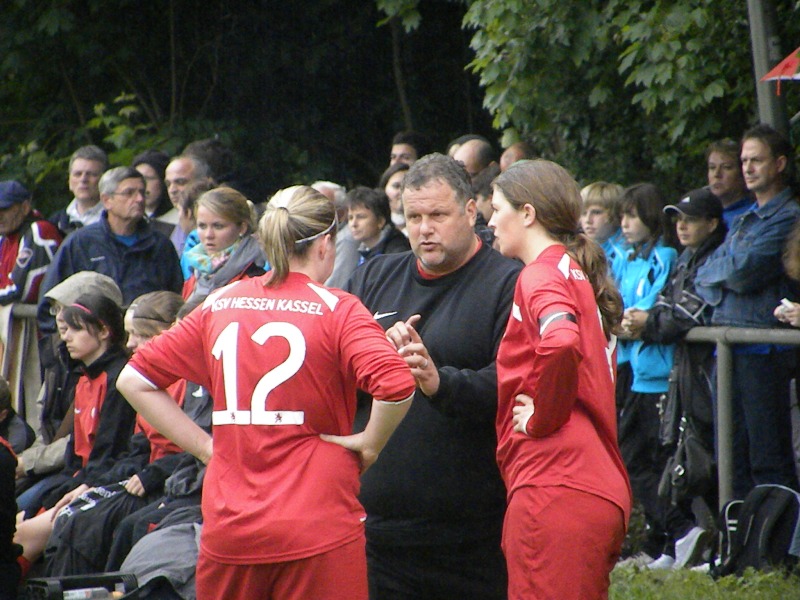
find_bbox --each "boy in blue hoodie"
[615,183,678,569]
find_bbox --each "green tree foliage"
[0,0,244,212]
[460,0,800,192]
[0,0,487,215]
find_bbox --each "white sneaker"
[691,556,721,573]
[646,554,676,569]
[674,526,712,569]
[615,551,655,569]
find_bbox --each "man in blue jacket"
[37,167,183,335]
[696,124,800,499]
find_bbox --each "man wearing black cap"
[623,188,727,568]
[0,181,62,305]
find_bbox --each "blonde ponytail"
[258,185,336,287]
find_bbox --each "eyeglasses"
[112,188,147,199]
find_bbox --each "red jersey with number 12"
[128,272,415,564]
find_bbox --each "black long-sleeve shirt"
[347,243,520,545]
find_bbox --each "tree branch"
[390,17,413,130]
[58,58,86,129]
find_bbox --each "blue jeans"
[15,472,71,517]
[730,350,799,499]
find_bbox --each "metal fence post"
[715,338,734,509]
[747,0,789,134]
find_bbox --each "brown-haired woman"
[489,159,632,599]
[44,290,189,577]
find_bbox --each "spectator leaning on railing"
[695,124,800,499]
[623,188,728,568]
[775,219,800,328]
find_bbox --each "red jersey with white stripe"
[495,245,631,524]
[128,272,416,564]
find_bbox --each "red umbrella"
[760,46,800,95]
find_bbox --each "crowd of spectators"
[1,123,799,598]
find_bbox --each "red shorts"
[502,485,625,600]
[196,536,367,600]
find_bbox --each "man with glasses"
[38,167,183,334]
[49,145,109,237]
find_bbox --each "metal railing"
[684,326,800,509]
[5,303,42,429]
[5,305,800,510]
[11,303,38,320]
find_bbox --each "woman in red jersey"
[118,185,415,600]
[489,160,632,599]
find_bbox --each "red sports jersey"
[495,245,631,524]
[135,379,186,462]
[73,371,109,467]
[128,272,416,564]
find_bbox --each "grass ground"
[610,567,800,599]
[611,502,800,598]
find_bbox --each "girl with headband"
[13,292,133,579]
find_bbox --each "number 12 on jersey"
[211,321,306,426]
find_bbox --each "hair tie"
[72,303,93,315]
[294,213,338,246]
[270,195,291,210]
[70,302,110,332]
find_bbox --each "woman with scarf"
[182,186,268,302]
